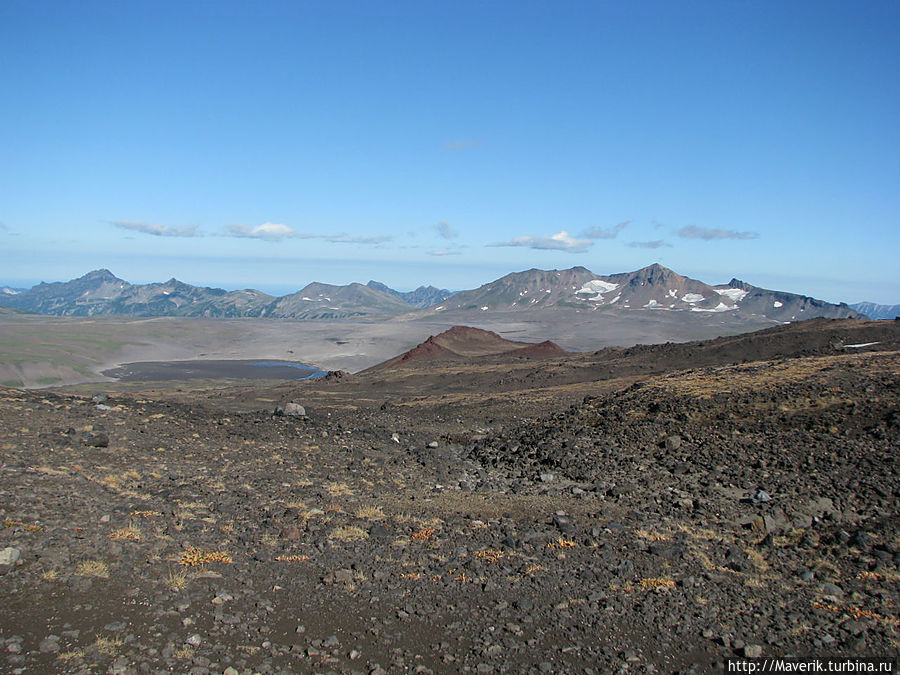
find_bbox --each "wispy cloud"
[628,240,671,249]
[678,225,759,240]
[113,220,200,237]
[224,222,310,241]
[488,230,592,253]
[428,249,462,256]
[434,221,458,239]
[444,139,479,152]
[582,220,630,239]
[325,234,392,245]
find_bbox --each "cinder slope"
[367,325,567,370]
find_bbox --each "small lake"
[102,359,327,382]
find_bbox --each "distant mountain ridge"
[366,281,453,308]
[850,302,900,320]
[0,265,864,322]
[429,263,863,321]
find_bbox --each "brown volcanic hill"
[368,325,567,370]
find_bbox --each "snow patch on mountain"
[576,280,619,297]
[715,288,749,303]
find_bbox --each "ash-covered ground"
[1,319,898,674]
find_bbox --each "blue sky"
[1,0,898,303]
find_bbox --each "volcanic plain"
[1,319,899,674]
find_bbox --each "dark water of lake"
[102,360,327,382]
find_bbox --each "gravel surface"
[1,319,899,674]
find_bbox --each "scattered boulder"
[274,402,307,417]
[81,431,109,448]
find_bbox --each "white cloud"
[434,221,458,239]
[488,230,592,253]
[582,220,630,239]
[628,240,671,249]
[325,234,392,245]
[678,225,759,240]
[428,249,462,256]
[225,222,308,241]
[113,220,200,237]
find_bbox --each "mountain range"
[425,264,864,322]
[849,302,900,320]
[0,265,868,322]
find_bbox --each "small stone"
[428,441,439,448]
[750,488,772,504]
[224,668,239,675]
[38,637,60,653]
[185,634,202,648]
[334,568,354,584]
[743,645,763,658]
[821,582,844,597]
[279,525,301,541]
[539,473,555,483]
[664,435,682,451]
[82,431,109,448]
[0,548,21,566]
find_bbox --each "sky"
[1,0,898,304]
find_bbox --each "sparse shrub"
[178,547,233,566]
[411,527,436,542]
[165,567,188,590]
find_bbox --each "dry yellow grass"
[130,510,162,518]
[41,568,59,582]
[57,649,85,661]
[326,481,353,496]
[640,577,677,591]
[165,567,189,590]
[95,636,123,655]
[329,525,369,542]
[411,527,436,542]
[76,560,109,578]
[178,547,233,566]
[474,549,504,563]
[354,505,386,520]
[635,528,671,542]
[109,526,141,541]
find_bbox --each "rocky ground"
[1,319,899,674]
